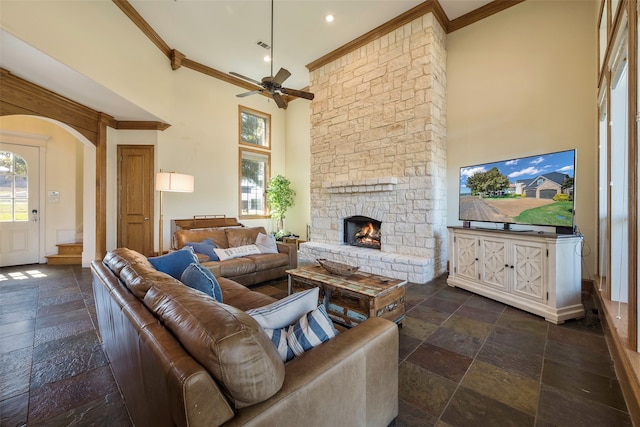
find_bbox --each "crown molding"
[448,0,526,33]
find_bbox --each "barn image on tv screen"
[459,150,575,228]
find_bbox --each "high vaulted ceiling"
[127,0,493,91]
[0,0,509,121]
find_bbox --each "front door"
[0,143,40,266]
[117,145,154,256]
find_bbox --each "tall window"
[239,106,271,218]
[0,151,28,222]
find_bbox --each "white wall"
[446,0,598,274]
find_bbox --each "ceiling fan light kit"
[230,0,314,109]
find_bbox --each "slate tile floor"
[0,264,634,426]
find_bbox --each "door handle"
[144,217,149,221]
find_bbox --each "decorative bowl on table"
[316,258,359,276]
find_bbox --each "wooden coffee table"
[287,265,407,328]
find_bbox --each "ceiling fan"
[230,0,314,109]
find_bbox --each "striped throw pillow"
[287,305,338,357]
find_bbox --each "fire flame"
[356,222,381,245]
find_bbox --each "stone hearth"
[301,12,448,284]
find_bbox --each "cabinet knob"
[510,265,514,269]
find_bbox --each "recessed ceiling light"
[264,56,271,62]
[325,14,334,23]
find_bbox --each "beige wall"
[446,0,598,272]
[0,1,296,252]
[284,98,311,239]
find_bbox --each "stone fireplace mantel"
[324,176,398,194]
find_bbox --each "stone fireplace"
[299,12,448,284]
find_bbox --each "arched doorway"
[0,115,96,267]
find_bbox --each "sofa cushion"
[248,253,290,270]
[174,228,230,249]
[214,244,261,261]
[226,227,266,248]
[118,261,176,300]
[255,232,278,254]
[184,238,219,261]
[204,257,257,277]
[180,262,223,302]
[149,247,199,279]
[143,281,285,408]
[103,252,130,275]
[218,277,276,311]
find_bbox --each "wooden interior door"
[117,145,154,256]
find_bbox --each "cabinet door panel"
[512,241,545,302]
[456,235,478,281]
[480,238,508,290]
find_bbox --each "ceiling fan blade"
[230,71,262,86]
[271,68,291,85]
[236,90,263,98]
[281,87,315,100]
[272,93,288,109]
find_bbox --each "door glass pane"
[0,151,28,222]
[0,175,12,198]
[14,199,28,222]
[0,199,11,221]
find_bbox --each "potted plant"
[267,175,296,237]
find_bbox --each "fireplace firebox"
[344,216,381,249]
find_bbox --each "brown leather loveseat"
[91,247,399,427]
[173,226,297,286]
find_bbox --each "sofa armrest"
[227,317,398,427]
[276,242,298,269]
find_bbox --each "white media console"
[447,226,584,324]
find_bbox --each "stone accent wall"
[303,12,448,284]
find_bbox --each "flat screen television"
[459,149,576,231]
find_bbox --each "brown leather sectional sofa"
[173,226,297,286]
[91,247,399,427]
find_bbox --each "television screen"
[459,149,575,228]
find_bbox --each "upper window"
[0,151,28,222]
[239,106,271,218]
[239,106,270,148]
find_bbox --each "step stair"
[45,243,83,265]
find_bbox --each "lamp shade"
[156,172,194,193]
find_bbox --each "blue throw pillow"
[148,247,199,280]
[185,238,219,261]
[180,263,223,302]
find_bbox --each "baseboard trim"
[590,280,640,425]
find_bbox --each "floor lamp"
[156,172,194,255]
